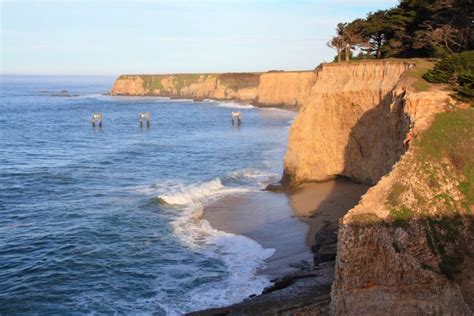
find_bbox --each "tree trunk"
[337,48,341,62]
[376,35,383,59]
[345,45,350,62]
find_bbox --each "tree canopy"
[327,0,473,60]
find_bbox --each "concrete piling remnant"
[140,112,150,128]
[92,113,103,127]
[231,111,242,125]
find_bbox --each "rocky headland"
[110,71,317,109]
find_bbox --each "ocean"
[0,75,296,314]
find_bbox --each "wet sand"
[203,178,370,278]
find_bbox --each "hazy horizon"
[1,0,398,76]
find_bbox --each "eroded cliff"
[110,71,317,108]
[331,105,474,315]
[282,61,414,186]
[280,60,473,314]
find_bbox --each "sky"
[1,0,398,75]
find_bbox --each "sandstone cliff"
[282,61,414,186]
[330,94,473,315]
[110,71,317,108]
[280,60,473,314]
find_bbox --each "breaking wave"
[134,176,275,314]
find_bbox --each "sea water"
[0,76,296,314]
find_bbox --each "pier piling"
[231,111,242,125]
[140,112,150,128]
[92,113,103,127]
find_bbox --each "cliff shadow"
[288,177,370,247]
[288,88,411,249]
[340,91,410,185]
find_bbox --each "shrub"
[423,51,474,102]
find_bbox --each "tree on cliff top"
[329,0,473,61]
[360,10,392,59]
[327,36,345,62]
[328,22,369,62]
[424,50,474,102]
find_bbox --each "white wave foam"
[80,94,194,103]
[211,101,255,109]
[260,106,295,113]
[136,177,275,314]
[157,178,248,205]
[225,168,279,189]
[227,168,277,180]
[167,200,274,314]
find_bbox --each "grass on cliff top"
[404,59,436,92]
[119,73,262,92]
[217,73,260,90]
[119,74,214,93]
[386,108,474,224]
[348,213,386,226]
[417,108,474,205]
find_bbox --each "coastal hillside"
[110,71,317,108]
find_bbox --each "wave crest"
[157,178,225,205]
[209,101,255,109]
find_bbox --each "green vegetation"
[405,59,436,91]
[386,182,415,227]
[418,109,474,204]
[142,75,165,92]
[416,109,474,278]
[327,1,472,61]
[424,51,474,102]
[350,213,386,226]
[174,74,204,91]
[120,73,261,94]
[119,74,167,92]
[217,73,260,90]
[382,109,473,278]
[387,182,407,206]
[390,206,415,227]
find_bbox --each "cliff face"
[110,71,317,108]
[331,105,474,315]
[256,72,317,108]
[111,76,146,95]
[280,60,473,314]
[282,61,413,186]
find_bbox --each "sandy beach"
[203,178,370,278]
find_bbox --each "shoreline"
[196,178,369,314]
[106,94,299,112]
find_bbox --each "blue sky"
[1,0,398,75]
